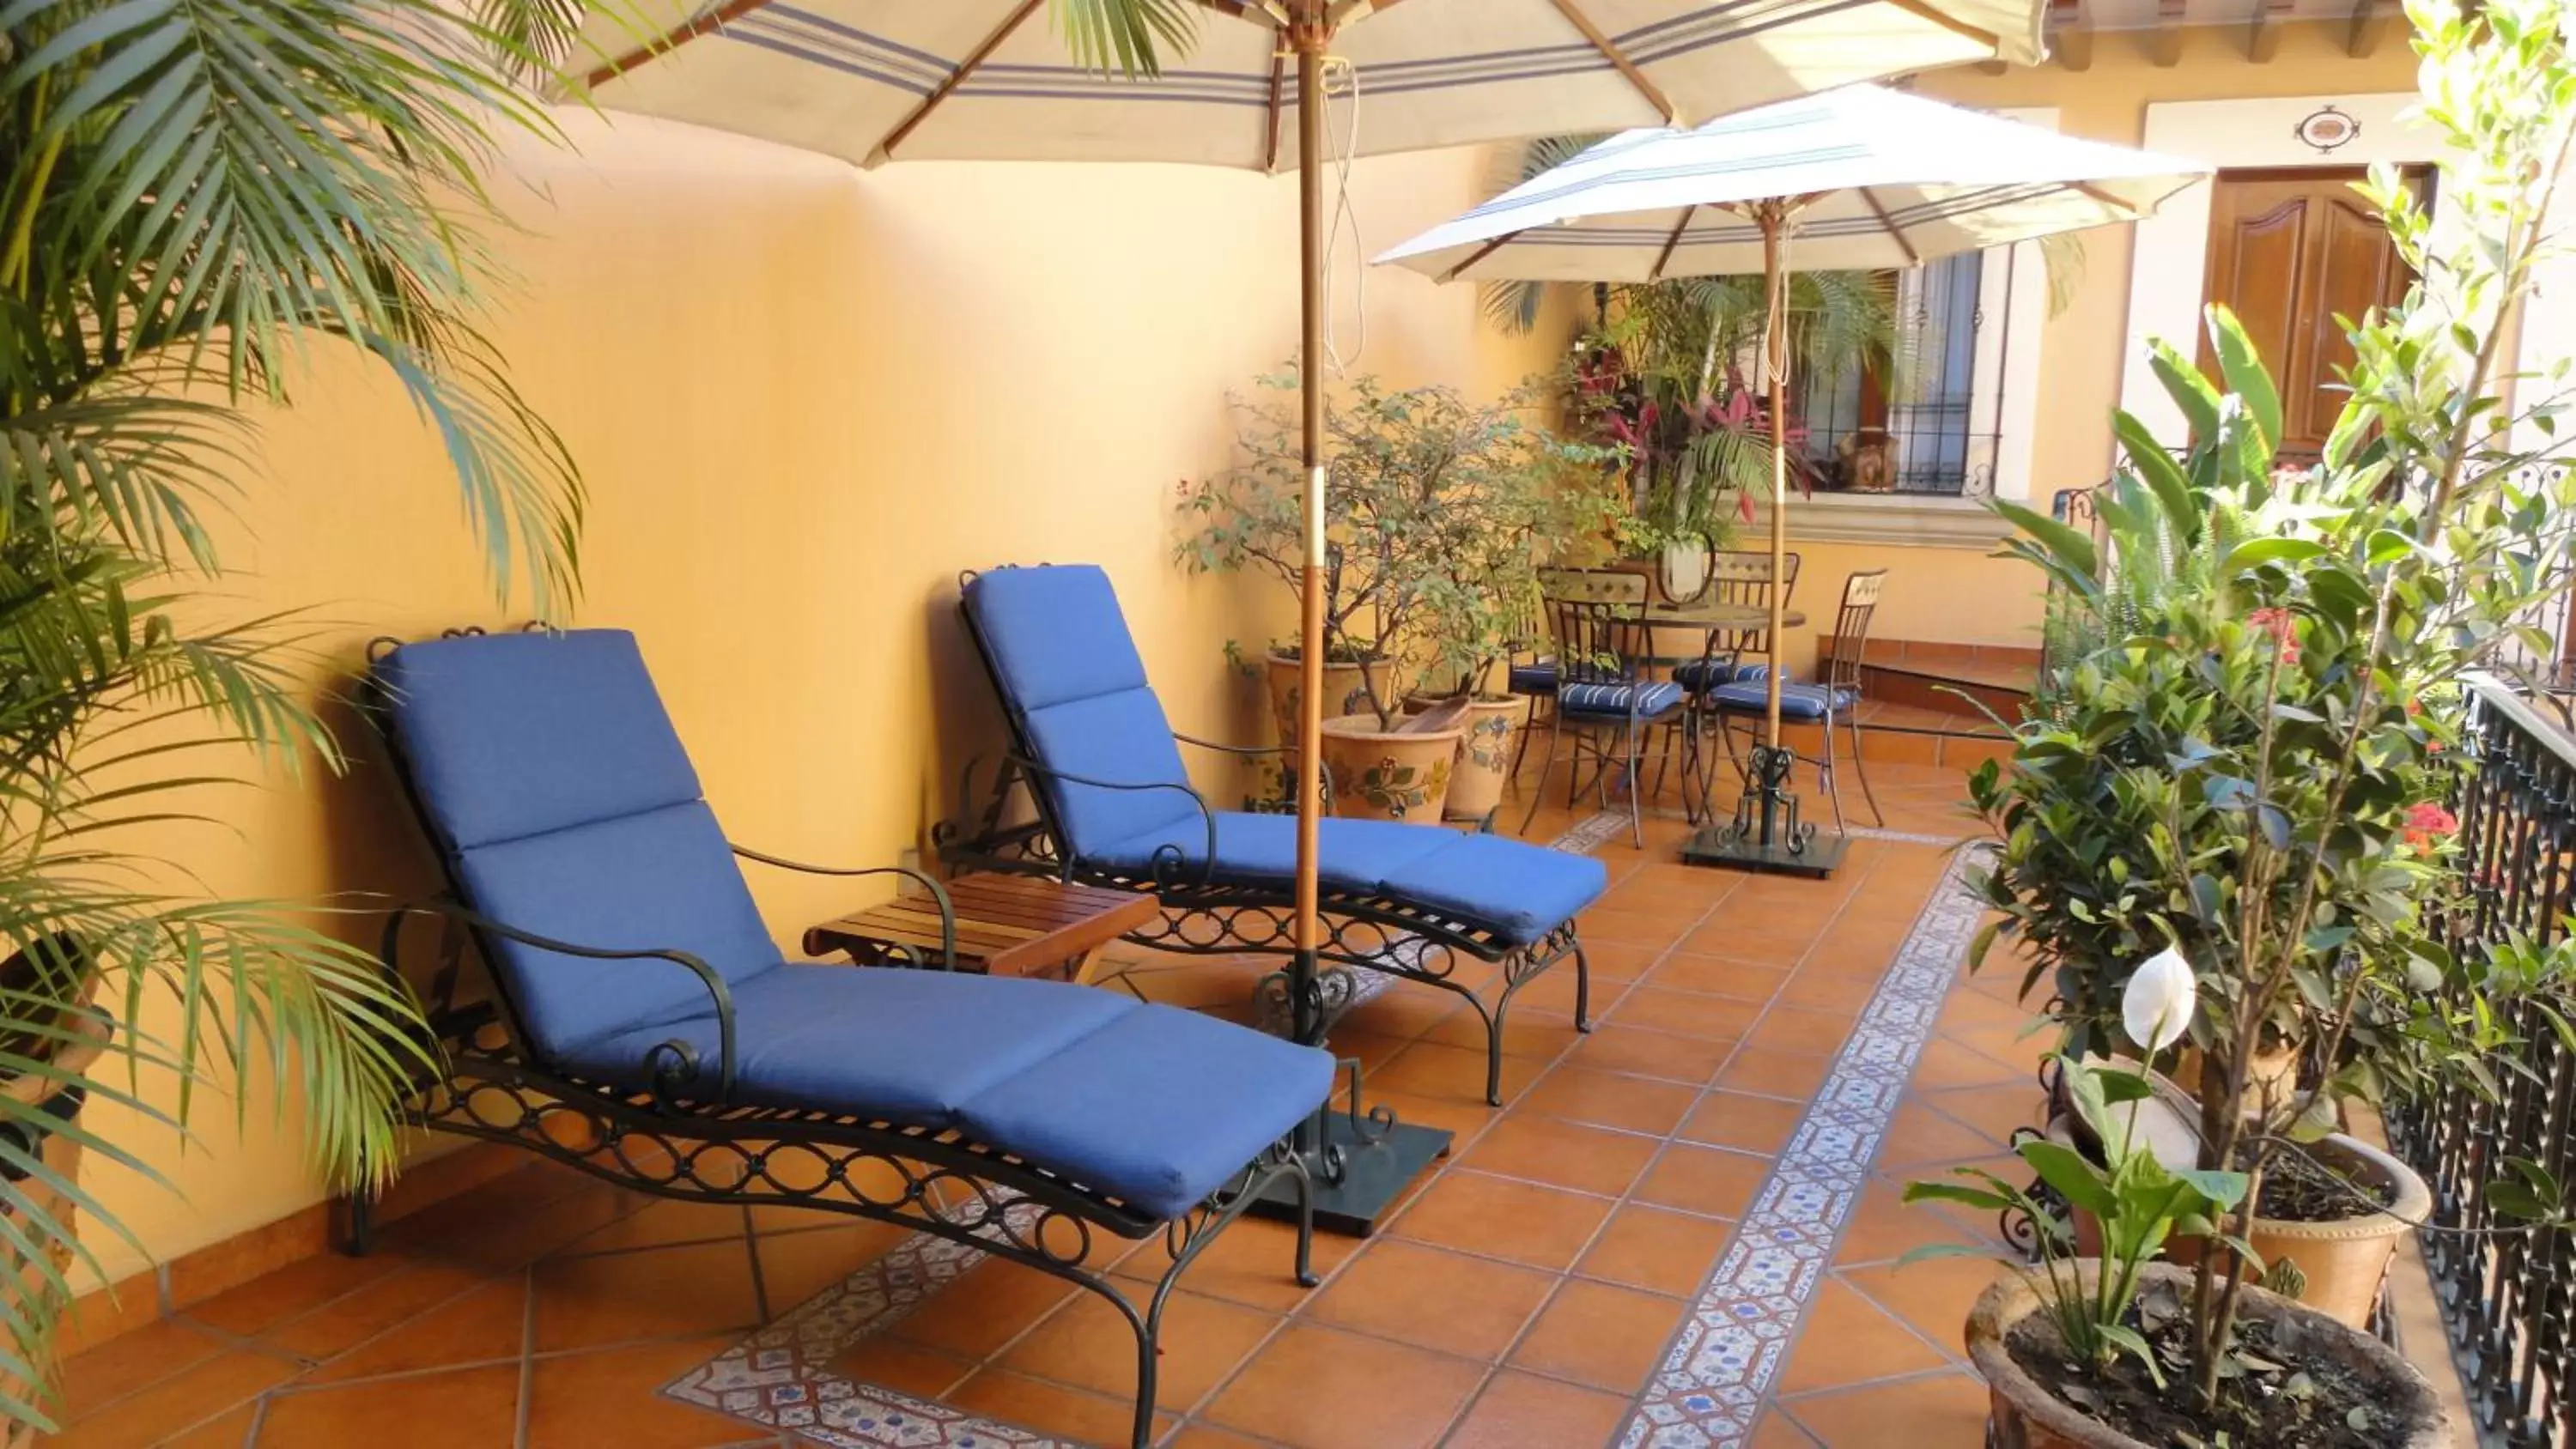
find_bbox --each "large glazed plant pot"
[1319,715,1460,822]
[1966,1261,2445,1449]
[1405,694,1528,824]
[1265,652,1387,750]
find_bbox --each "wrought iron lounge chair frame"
[344,632,1317,1449]
[942,574,1592,1108]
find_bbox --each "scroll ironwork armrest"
[1005,752,1219,891]
[380,897,739,1104]
[732,848,958,971]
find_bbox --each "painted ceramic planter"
[1405,694,1528,823]
[1264,652,1387,751]
[1966,1261,2445,1449]
[1318,715,1459,822]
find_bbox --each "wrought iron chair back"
[1705,549,1801,667]
[1535,567,1649,606]
[1826,569,1891,696]
[1546,595,1656,693]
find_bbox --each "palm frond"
[1476,133,1612,335]
[1053,0,1197,77]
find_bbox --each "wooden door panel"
[2302,195,2412,444]
[2202,188,2315,433]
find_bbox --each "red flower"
[2247,606,2301,666]
[2403,801,2460,853]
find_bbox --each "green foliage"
[1908,1058,2248,1384]
[1176,369,1619,727]
[1963,0,2576,1413]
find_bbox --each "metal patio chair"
[1519,592,1689,850]
[1698,568,1890,834]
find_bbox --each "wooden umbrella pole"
[1292,14,1328,1000]
[1761,205,1789,751]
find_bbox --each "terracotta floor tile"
[531,1236,762,1351]
[1577,1203,1734,1298]
[1561,1024,1735,1085]
[1776,1280,1952,1394]
[1716,1046,1838,1100]
[1368,1040,1542,1106]
[1779,1369,1991,1447]
[1920,1084,2042,1149]
[1113,1215,1353,1314]
[1635,1144,1773,1220]
[253,1365,519,1449]
[158,1404,256,1447]
[526,1334,751,1448]
[890,1258,1079,1359]
[1679,1091,1809,1155]
[1423,1004,1585,1062]
[1520,1068,1698,1135]
[1907,1039,2030,1092]
[1581,905,1701,947]
[1349,1087,1500,1149]
[1607,985,1765,1041]
[1444,1370,1631,1448]
[823,1335,978,1401]
[1574,941,1663,984]
[304,1274,526,1383]
[1840,1257,2009,1350]
[949,1367,1175,1446]
[1749,1408,1824,1446]
[1203,1324,1485,1449]
[1746,1004,1862,1058]
[1507,1279,1686,1392]
[1777,968,1882,1013]
[1391,1172,1613,1271]
[1642,955,1793,1002]
[553,1197,751,1258]
[1831,1182,1977,1270]
[1307,1240,1554,1360]
[1166,1426,1279,1449]
[258,1259,500,1361]
[1458,1113,1657,1197]
[182,1245,404,1339]
[999,1288,1273,1410]
[48,1349,300,1449]
[58,1315,230,1422]
[753,1221,915,1314]
[1876,1101,2008,1170]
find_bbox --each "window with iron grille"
[1795,249,2009,499]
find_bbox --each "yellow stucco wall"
[75,111,1566,1288]
[1758,23,2421,670]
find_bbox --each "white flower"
[2123,946,2197,1055]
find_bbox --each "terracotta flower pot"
[1403,694,1528,824]
[1319,714,1459,822]
[1965,1260,2446,1449]
[1264,652,1387,751]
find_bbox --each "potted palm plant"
[1933,0,2576,1437]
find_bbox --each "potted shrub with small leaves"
[1179,370,1613,822]
[1945,0,2576,1437]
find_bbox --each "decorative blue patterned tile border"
[661,809,1630,1448]
[1617,843,1990,1449]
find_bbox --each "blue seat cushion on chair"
[1706,679,1859,721]
[1507,661,1558,695]
[1674,659,1765,692]
[1018,689,1200,857]
[963,566,1154,712]
[569,965,1135,1125]
[453,802,785,1055]
[1557,681,1686,719]
[1378,834,1609,946]
[377,630,702,852]
[960,1003,1334,1218]
[570,966,1334,1219]
[1094,811,1454,894]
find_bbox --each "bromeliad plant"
[1961,0,2576,1423]
[1176,368,1617,729]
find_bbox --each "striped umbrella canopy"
[1377,85,2207,850]
[574,3,2050,1053]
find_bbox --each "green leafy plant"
[1961,0,2576,1419]
[1176,369,1616,729]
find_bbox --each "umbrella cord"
[1320,53,1364,377]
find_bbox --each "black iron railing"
[2390,675,2576,1448]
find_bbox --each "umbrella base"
[1249,1112,1452,1237]
[1679,742,1850,879]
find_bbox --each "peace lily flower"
[2123,945,2197,1056]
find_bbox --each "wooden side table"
[801,872,1162,986]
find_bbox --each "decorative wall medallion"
[2293,104,2360,155]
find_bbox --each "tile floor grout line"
[1615,842,1991,1449]
[513,1265,537,1449]
[234,1391,267,1448]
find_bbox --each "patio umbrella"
[1377,84,2208,873]
[574,3,2050,1223]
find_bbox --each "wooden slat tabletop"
[803,873,1162,979]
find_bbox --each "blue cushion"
[1706,679,1860,720]
[1094,811,1455,893]
[454,803,785,1053]
[1379,834,1610,946]
[1557,681,1687,718]
[376,630,700,850]
[1019,689,1199,858]
[572,967,1334,1219]
[964,567,1202,858]
[1674,658,1759,692]
[962,1003,1335,1217]
[1508,661,1558,695]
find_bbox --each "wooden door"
[2197,167,2424,460]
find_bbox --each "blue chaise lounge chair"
[949,565,1611,1106]
[355,627,1332,1449]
